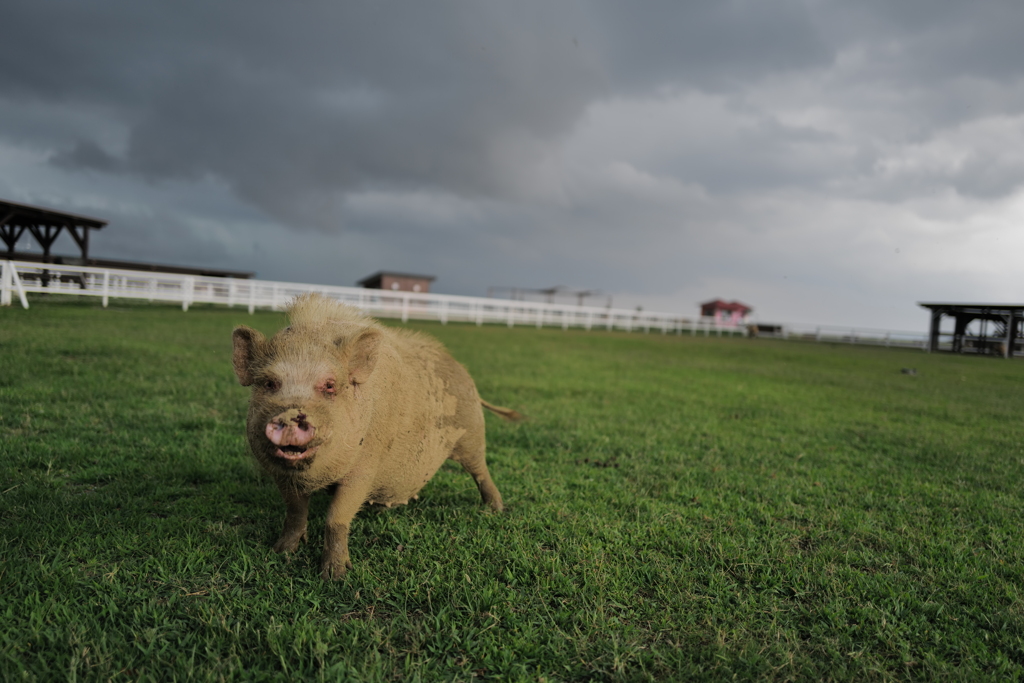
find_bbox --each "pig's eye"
[323,380,337,397]
[262,378,281,392]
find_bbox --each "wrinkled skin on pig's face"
[237,330,369,479]
[234,323,374,483]
[247,358,335,472]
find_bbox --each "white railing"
[748,320,927,349]
[0,260,928,347]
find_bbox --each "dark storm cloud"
[7,0,1024,226]
[4,0,1024,330]
[826,1,1024,81]
[7,1,610,228]
[589,0,833,90]
[0,0,843,226]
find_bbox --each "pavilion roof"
[0,198,108,229]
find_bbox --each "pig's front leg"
[321,468,375,580]
[273,481,310,553]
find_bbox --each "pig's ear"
[232,325,267,386]
[341,328,382,385]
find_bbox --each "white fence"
[0,259,927,348]
[745,321,927,349]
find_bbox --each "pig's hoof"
[320,556,352,580]
[273,531,307,553]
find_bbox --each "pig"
[231,293,517,579]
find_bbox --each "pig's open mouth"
[274,444,318,461]
[263,410,320,465]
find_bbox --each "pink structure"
[700,299,752,327]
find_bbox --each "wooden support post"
[952,314,969,354]
[1004,312,1016,359]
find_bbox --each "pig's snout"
[265,410,317,460]
[266,418,315,446]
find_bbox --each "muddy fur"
[232,293,509,579]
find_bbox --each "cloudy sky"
[3,1,1024,330]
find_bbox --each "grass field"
[1,299,1022,681]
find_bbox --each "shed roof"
[701,299,752,313]
[919,302,1024,313]
[2,198,109,262]
[357,271,437,286]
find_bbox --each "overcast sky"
[3,1,1024,330]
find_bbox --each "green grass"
[1,298,1022,681]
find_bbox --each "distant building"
[357,271,436,293]
[700,299,752,327]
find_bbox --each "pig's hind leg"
[450,428,504,513]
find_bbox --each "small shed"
[358,271,436,293]
[700,299,752,326]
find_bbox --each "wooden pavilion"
[1,198,106,263]
[1,198,252,279]
[919,302,1024,358]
